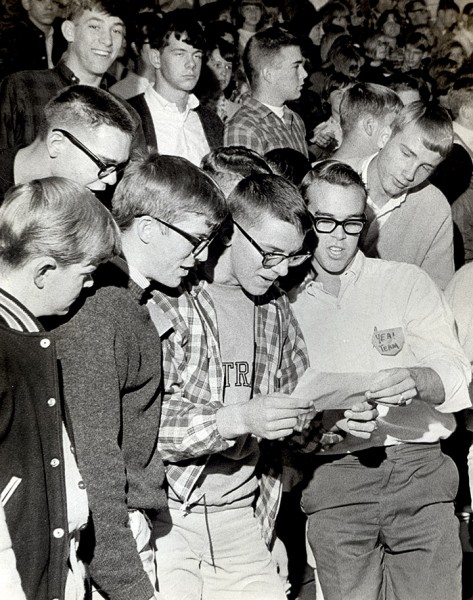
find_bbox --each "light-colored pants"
[153,505,287,600]
[92,509,156,598]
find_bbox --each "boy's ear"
[149,48,161,70]
[377,124,392,149]
[62,19,75,44]
[46,129,66,159]
[33,257,58,290]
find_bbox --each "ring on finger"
[398,392,407,406]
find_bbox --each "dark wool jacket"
[128,92,224,151]
[54,260,166,600]
[0,289,70,600]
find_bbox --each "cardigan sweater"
[54,261,166,600]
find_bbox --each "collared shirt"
[224,96,308,158]
[143,87,210,166]
[359,154,455,290]
[151,277,309,546]
[292,251,471,454]
[0,60,107,150]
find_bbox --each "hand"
[309,122,338,148]
[344,400,379,439]
[365,368,417,407]
[242,393,313,440]
[271,536,291,595]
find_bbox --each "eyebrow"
[314,211,365,219]
[85,16,124,27]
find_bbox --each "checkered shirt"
[151,277,309,546]
[224,96,308,158]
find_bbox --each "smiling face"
[65,9,125,78]
[270,45,308,105]
[227,214,305,296]
[375,121,443,197]
[307,181,366,277]
[50,123,131,191]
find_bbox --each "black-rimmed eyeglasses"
[137,215,222,257]
[232,220,311,268]
[53,128,129,181]
[311,214,367,236]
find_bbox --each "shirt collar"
[112,255,150,290]
[147,86,199,112]
[0,287,43,332]
[53,58,109,89]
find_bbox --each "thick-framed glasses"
[232,220,311,269]
[53,128,128,180]
[311,214,367,236]
[137,215,221,257]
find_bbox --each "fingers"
[365,368,417,406]
[344,408,379,422]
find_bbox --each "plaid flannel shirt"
[224,96,308,158]
[151,277,309,546]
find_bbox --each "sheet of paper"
[291,369,379,410]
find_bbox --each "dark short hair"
[227,173,311,235]
[148,8,206,52]
[42,85,135,139]
[264,148,311,186]
[300,160,367,204]
[201,146,272,197]
[243,26,301,87]
[112,152,228,230]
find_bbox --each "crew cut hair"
[112,152,228,230]
[0,177,121,268]
[243,26,301,87]
[41,85,135,139]
[389,101,454,157]
[227,173,311,234]
[339,82,402,135]
[300,160,367,203]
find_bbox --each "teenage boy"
[0,176,121,600]
[224,26,308,157]
[292,159,471,600]
[0,85,134,204]
[0,0,67,78]
[0,0,132,150]
[151,171,377,600]
[128,10,223,165]
[54,153,228,600]
[357,101,455,290]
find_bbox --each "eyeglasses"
[53,128,129,180]
[311,214,367,236]
[232,220,311,268]
[138,215,222,257]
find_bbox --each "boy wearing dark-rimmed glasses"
[292,159,471,600]
[150,173,317,600]
[53,152,228,600]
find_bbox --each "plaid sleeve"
[224,113,266,155]
[152,293,234,463]
[278,298,310,394]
